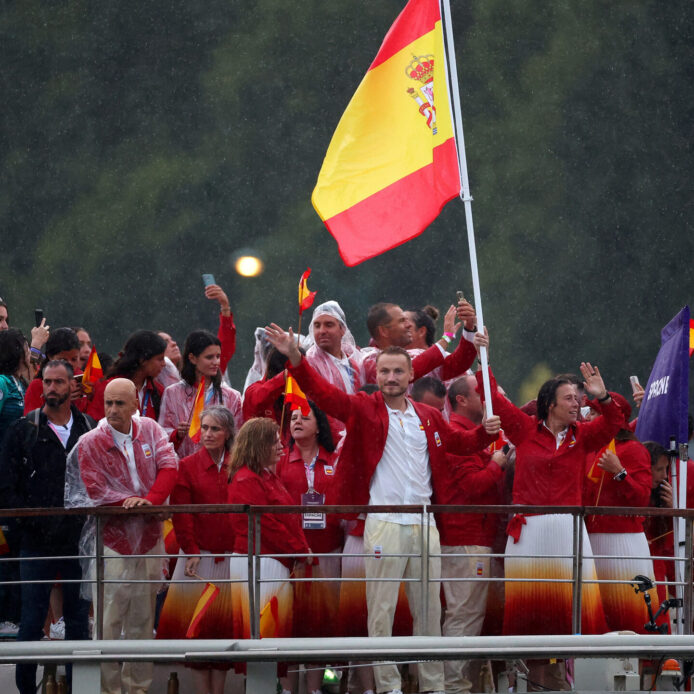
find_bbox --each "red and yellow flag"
[285,375,311,416]
[587,439,617,483]
[81,346,103,395]
[689,319,693,357]
[188,379,205,443]
[312,0,459,266]
[185,582,220,638]
[0,528,9,556]
[298,268,317,314]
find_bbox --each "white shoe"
[49,617,65,640]
[0,621,19,636]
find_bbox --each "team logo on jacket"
[434,432,442,447]
[324,466,334,476]
[142,444,152,458]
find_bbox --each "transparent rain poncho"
[305,300,364,394]
[64,416,178,598]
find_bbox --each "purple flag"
[635,306,690,447]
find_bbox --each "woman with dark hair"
[157,405,237,694]
[478,359,624,689]
[87,330,167,421]
[159,330,242,459]
[582,394,654,632]
[406,305,439,350]
[643,441,675,617]
[227,418,311,663]
[23,328,85,414]
[276,402,340,694]
[0,329,31,444]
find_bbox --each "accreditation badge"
[301,489,326,530]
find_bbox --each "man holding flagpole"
[265,324,501,694]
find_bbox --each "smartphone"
[456,290,465,303]
[202,273,216,288]
[73,374,83,384]
[629,375,641,391]
[34,309,43,328]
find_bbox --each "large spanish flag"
[312,0,459,266]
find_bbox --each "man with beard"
[0,360,94,694]
[361,301,480,386]
[265,326,501,694]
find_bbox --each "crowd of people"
[0,288,688,694]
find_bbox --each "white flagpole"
[440,0,493,417]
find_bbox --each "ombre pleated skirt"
[503,514,608,635]
[156,550,235,669]
[227,553,293,640]
[337,533,413,637]
[292,550,341,638]
[589,532,655,633]
[157,550,235,639]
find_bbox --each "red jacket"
[288,357,496,507]
[228,465,310,569]
[361,337,477,385]
[86,376,164,421]
[477,370,624,507]
[171,447,235,555]
[437,413,505,547]
[218,313,236,375]
[276,443,342,554]
[241,372,286,423]
[583,438,651,533]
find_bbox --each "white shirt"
[109,423,143,494]
[543,422,569,450]
[47,412,74,449]
[369,400,433,525]
[328,351,357,394]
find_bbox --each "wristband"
[444,332,455,340]
[30,347,44,357]
[597,392,611,403]
[614,468,627,481]
[440,334,452,345]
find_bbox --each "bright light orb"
[235,255,264,277]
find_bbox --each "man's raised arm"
[264,323,353,423]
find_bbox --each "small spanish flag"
[0,528,9,556]
[259,595,280,638]
[81,346,103,395]
[298,268,317,314]
[162,519,179,556]
[587,439,617,483]
[185,582,220,638]
[689,319,693,358]
[188,379,205,443]
[285,375,310,416]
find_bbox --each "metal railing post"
[571,511,583,634]
[254,511,262,640]
[95,516,104,640]
[684,513,693,635]
[422,505,430,627]
[247,509,258,639]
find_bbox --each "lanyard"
[141,389,151,417]
[304,452,319,491]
